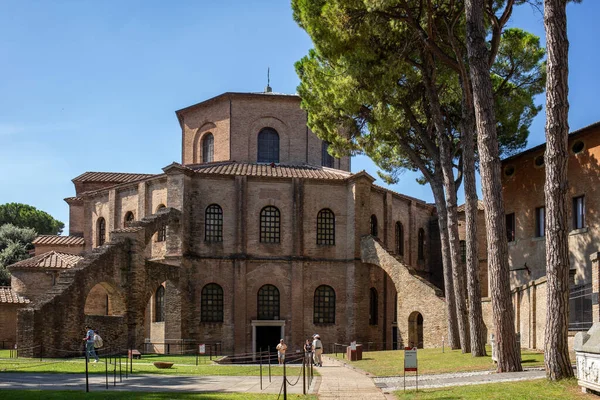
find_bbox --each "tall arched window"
[460,240,466,263]
[418,228,425,261]
[155,285,165,322]
[257,128,280,163]
[257,284,280,320]
[317,208,335,245]
[96,217,106,247]
[201,283,223,322]
[156,204,166,242]
[260,206,280,243]
[370,215,378,237]
[395,222,404,256]
[202,133,214,163]
[369,287,378,325]
[314,285,336,324]
[205,204,223,242]
[124,211,135,227]
[321,141,335,168]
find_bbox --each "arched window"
[257,284,280,320]
[257,128,280,163]
[202,133,214,163]
[124,211,135,227]
[155,285,165,322]
[314,285,336,324]
[321,141,335,168]
[395,222,404,256]
[260,206,280,243]
[317,209,335,245]
[96,217,106,247]
[418,228,425,261]
[370,215,378,237]
[205,204,223,242]
[369,287,378,325]
[460,240,466,263]
[156,204,166,242]
[201,283,223,322]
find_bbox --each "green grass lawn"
[331,346,545,376]
[0,390,316,399]
[0,353,310,376]
[395,378,592,399]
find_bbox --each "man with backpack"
[83,326,99,363]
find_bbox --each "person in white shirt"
[276,339,287,365]
[312,334,323,367]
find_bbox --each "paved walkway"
[316,356,387,399]
[0,371,316,394]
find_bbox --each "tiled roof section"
[72,171,155,183]
[33,235,85,246]
[190,162,352,180]
[0,287,30,304]
[457,200,485,213]
[8,251,83,270]
[112,227,143,233]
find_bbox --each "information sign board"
[404,347,417,371]
[199,344,206,354]
[350,341,357,351]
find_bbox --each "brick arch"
[247,116,290,163]
[84,281,127,316]
[192,122,217,163]
[360,235,447,349]
[245,272,290,321]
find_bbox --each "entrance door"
[392,327,398,350]
[256,326,281,352]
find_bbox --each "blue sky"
[1,1,599,234]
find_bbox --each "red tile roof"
[0,287,30,304]
[457,200,485,213]
[72,171,155,183]
[190,162,352,180]
[8,251,83,270]
[33,235,85,246]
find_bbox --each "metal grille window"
[370,215,378,237]
[201,283,224,322]
[321,141,335,168]
[369,287,378,325]
[317,209,335,245]
[124,211,135,227]
[418,228,425,261]
[260,206,280,243]
[257,284,280,320]
[257,128,280,163]
[205,204,223,242]
[202,133,214,163]
[506,213,516,242]
[460,240,466,263]
[569,283,593,331]
[314,285,336,324]
[155,285,165,322]
[395,222,404,256]
[97,217,106,247]
[573,196,585,230]
[535,207,545,237]
[156,205,166,242]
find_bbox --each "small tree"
[0,203,64,235]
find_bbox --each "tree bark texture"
[543,0,574,381]
[465,0,522,372]
[462,106,487,357]
[430,178,461,349]
[422,53,471,353]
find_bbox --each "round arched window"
[572,140,585,154]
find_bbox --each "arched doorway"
[84,282,126,316]
[408,311,424,349]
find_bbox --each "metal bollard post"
[283,358,287,400]
[119,353,122,382]
[113,354,117,386]
[105,357,108,389]
[40,343,43,362]
[268,346,271,382]
[259,347,263,390]
[302,355,306,395]
[85,343,89,393]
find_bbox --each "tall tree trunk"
[421,52,470,352]
[430,177,461,349]
[543,0,573,381]
[465,0,522,372]
[462,105,487,357]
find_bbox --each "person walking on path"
[276,339,287,365]
[312,334,323,367]
[303,339,313,365]
[83,326,99,363]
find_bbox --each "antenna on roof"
[265,67,272,93]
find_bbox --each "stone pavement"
[316,356,387,399]
[0,370,316,395]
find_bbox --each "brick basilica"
[0,91,450,357]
